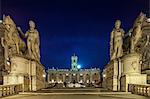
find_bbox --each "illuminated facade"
[47,54,101,86]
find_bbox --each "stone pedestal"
[28,60,46,91]
[3,56,46,91]
[112,59,118,91]
[104,53,147,92]
[3,56,29,91]
[121,53,141,75]
[104,58,122,91]
[120,74,147,92]
[120,53,147,91]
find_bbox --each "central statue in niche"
[110,20,125,60]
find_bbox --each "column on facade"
[56,74,59,83]
[77,73,80,83]
[63,74,65,83]
[47,73,50,83]
[83,73,86,84]
[69,74,72,83]
[90,72,93,83]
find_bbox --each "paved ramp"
[3,94,148,99]
[2,88,149,99]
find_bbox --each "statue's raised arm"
[17,27,28,38]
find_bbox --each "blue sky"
[2,0,149,69]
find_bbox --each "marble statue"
[134,16,150,70]
[110,20,125,60]
[18,20,40,61]
[142,35,150,64]
[1,16,26,57]
[130,12,146,53]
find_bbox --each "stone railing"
[128,84,150,97]
[0,84,23,97]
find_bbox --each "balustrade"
[0,84,23,97]
[128,84,150,97]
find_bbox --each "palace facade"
[47,54,101,86]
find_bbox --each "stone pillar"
[104,58,122,91]
[113,59,118,91]
[31,75,36,91]
[30,61,36,91]
[28,60,32,91]
[117,58,122,91]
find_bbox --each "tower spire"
[71,53,78,71]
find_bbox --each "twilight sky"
[1,0,149,69]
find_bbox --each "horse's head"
[3,15,16,30]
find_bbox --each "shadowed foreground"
[3,93,148,99]
[2,88,149,99]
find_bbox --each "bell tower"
[71,53,78,71]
